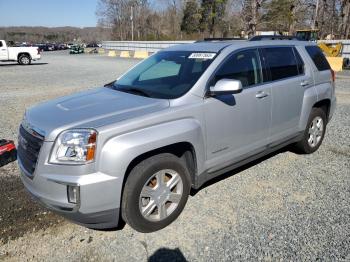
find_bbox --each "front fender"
[98,118,205,182]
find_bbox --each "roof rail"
[249,35,302,41]
[196,37,245,42]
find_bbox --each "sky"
[0,0,99,27]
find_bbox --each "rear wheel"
[294,107,327,154]
[121,153,191,232]
[18,54,31,65]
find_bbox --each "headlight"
[50,129,97,164]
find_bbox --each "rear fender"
[315,82,333,102]
[299,85,318,131]
[299,81,333,130]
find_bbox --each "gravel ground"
[0,51,349,261]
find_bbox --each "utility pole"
[312,0,320,30]
[331,0,335,39]
[131,6,134,41]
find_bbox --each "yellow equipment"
[317,42,344,71]
[295,29,345,72]
[325,57,344,72]
[318,42,343,57]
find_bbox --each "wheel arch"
[17,52,31,60]
[123,142,197,186]
[312,99,331,122]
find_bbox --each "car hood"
[24,87,170,141]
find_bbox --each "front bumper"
[18,158,122,229]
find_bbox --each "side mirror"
[209,79,243,96]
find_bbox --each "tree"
[339,0,350,38]
[181,0,201,34]
[96,0,153,40]
[94,0,349,40]
[168,0,181,37]
[200,0,228,37]
[241,0,264,37]
[261,0,296,33]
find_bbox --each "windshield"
[113,51,216,99]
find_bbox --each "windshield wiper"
[118,87,150,97]
[104,80,115,87]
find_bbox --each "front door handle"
[301,80,310,87]
[256,91,269,99]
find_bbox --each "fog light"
[67,185,80,204]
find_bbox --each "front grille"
[18,125,44,177]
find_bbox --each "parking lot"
[0,51,349,261]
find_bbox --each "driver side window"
[214,49,262,88]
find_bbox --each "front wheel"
[18,54,31,65]
[294,107,327,154]
[121,153,191,233]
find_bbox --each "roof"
[164,39,315,53]
[165,41,241,52]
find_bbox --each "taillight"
[331,69,335,82]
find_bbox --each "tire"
[18,54,31,65]
[294,107,327,154]
[121,153,191,233]
[10,150,17,162]
[0,156,5,167]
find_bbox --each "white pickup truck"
[0,40,41,65]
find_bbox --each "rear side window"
[262,47,301,81]
[213,49,262,88]
[305,46,331,71]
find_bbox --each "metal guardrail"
[102,40,350,59]
[102,41,194,53]
[320,40,350,59]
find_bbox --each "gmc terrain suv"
[18,39,336,232]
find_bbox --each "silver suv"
[18,39,336,232]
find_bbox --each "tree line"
[1,0,348,43]
[97,0,350,40]
[0,26,111,44]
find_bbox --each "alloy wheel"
[308,116,324,148]
[21,56,30,65]
[139,169,183,221]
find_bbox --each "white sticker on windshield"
[188,53,216,60]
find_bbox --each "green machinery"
[69,45,84,54]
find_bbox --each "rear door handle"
[301,80,310,87]
[255,91,269,99]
